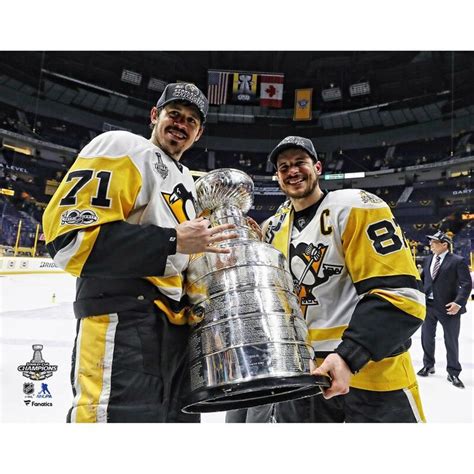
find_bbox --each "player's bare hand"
[311,353,351,399]
[247,217,263,240]
[176,217,238,254]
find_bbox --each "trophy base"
[182,374,331,414]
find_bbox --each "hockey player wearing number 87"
[43,83,237,422]
[226,136,426,423]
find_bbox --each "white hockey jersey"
[264,189,426,391]
[43,131,197,323]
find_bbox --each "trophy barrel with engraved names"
[182,169,330,414]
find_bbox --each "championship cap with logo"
[426,230,452,244]
[268,136,318,168]
[156,83,209,123]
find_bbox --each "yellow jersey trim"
[75,315,110,422]
[154,299,188,326]
[65,226,100,277]
[369,289,426,320]
[308,325,347,342]
[342,207,419,284]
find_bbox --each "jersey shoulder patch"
[330,188,387,209]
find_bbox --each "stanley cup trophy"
[31,345,45,363]
[182,168,330,413]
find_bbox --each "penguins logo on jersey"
[162,183,195,223]
[290,242,343,316]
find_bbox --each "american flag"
[207,71,230,105]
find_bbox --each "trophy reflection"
[183,168,330,413]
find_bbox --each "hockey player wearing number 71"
[43,83,237,423]
[227,136,426,423]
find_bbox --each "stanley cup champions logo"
[17,344,58,380]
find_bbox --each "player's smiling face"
[276,148,321,200]
[151,102,203,160]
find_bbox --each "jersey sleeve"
[335,199,426,373]
[42,133,177,278]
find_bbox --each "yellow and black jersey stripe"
[42,131,197,322]
[264,189,426,391]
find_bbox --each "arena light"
[349,81,371,97]
[1,188,15,196]
[148,78,167,92]
[321,87,342,102]
[121,69,142,86]
[3,143,33,155]
[323,173,344,180]
[344,172,366,179]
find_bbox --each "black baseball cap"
[426,230,452,244]
[156,83,209,123]
[268,136,318,168]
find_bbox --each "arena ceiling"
[1,51,473,110]
[1,51,474,144]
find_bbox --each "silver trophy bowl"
[182,169,330,414]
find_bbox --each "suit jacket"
[423,253,472,315]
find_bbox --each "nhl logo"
[23,382,35,396]
[297,217,307,229]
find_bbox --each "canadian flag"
[260,74,284,108]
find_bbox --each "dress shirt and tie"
[427,250,447,299]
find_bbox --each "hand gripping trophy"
[183,169,330,413]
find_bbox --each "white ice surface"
[1,272,472,423]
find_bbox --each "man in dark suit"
[418,230,472,388]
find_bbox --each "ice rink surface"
[1,272,473,424]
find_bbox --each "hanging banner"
[207,70,230,105]
[260,74,284,108]
[232,73,258,103]
[293,88,313,121]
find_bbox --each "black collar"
[293,190,328,231]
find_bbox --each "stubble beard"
[284,176,318,201]
[162,140,182,160]
[154,129,186,160]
